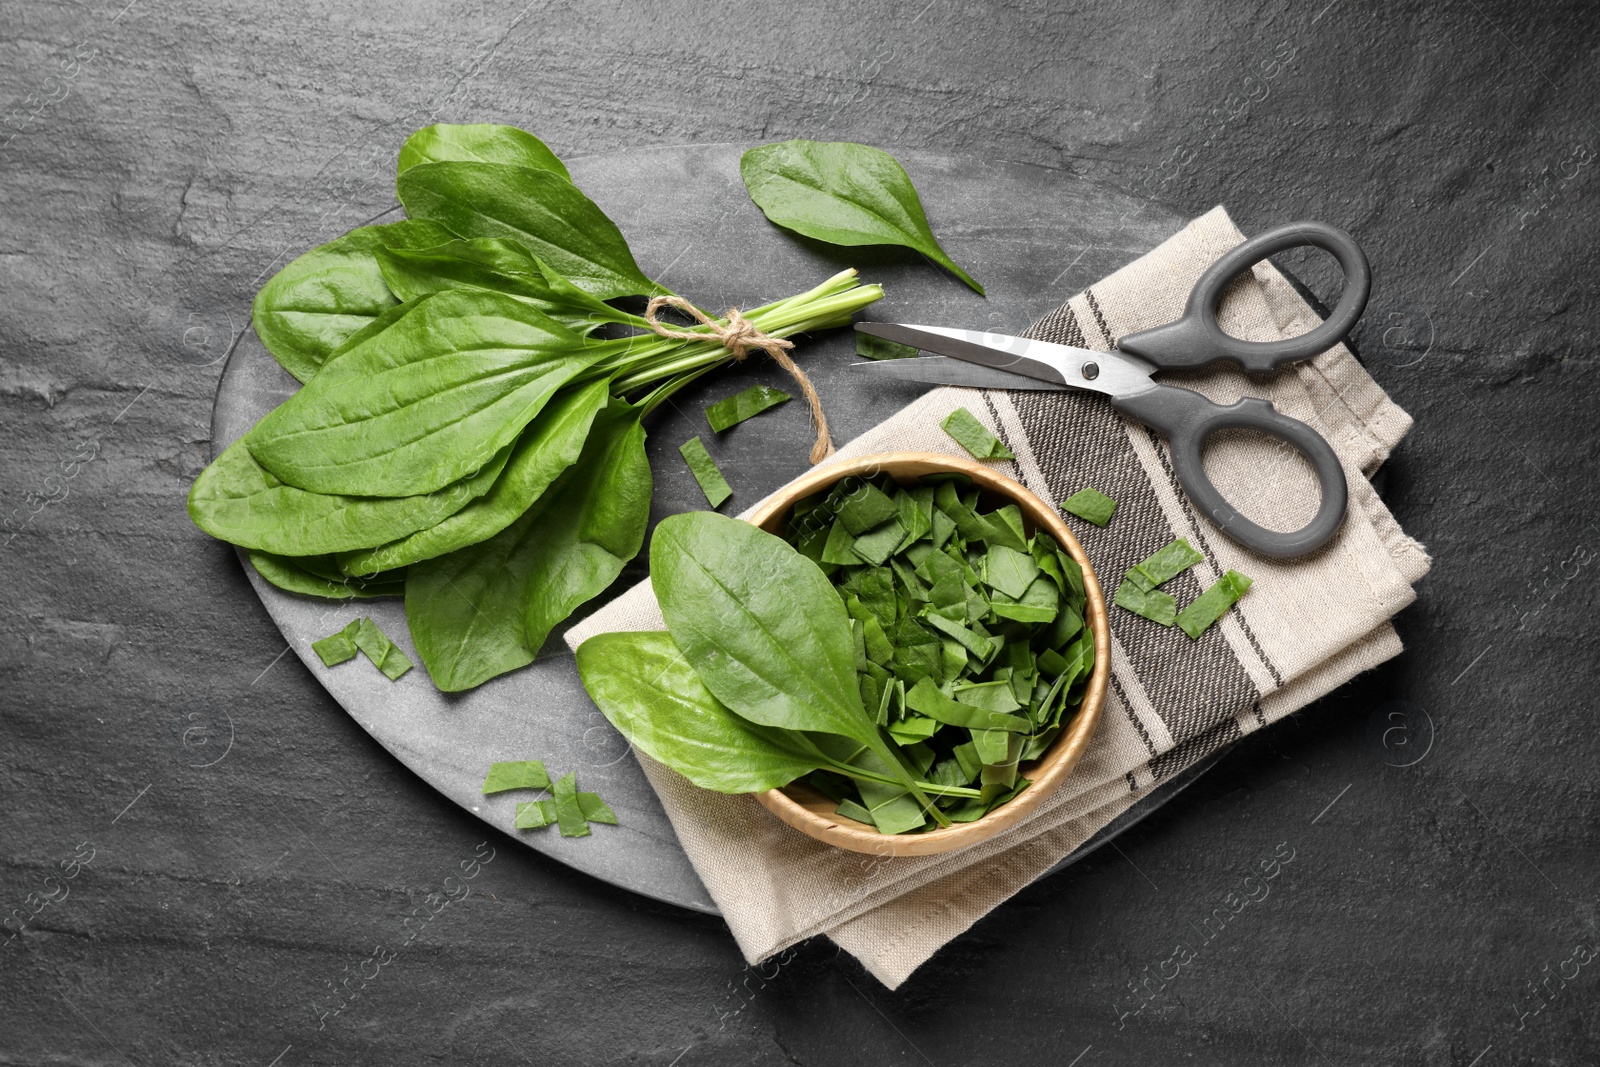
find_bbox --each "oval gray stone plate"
[210,144,1183,913]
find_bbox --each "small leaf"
[855,332,920,361]
[351,618,413,680]
[551,773,590,838]
[740,140,983,294]
[312,621,360,666]
[514,801,556,829]
[396,123,570,182]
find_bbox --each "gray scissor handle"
[1117,221,1371,374]
[1111,384,1347,558]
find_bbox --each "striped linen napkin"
[565,206,1430,988]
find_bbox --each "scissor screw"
[1082,361,1100,380]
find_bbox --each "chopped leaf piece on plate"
[940,407,1016,460]
[1060,487,1118,527]
[351,618,414,680]
[678,436,733,508]
[551,772,590,838]
[514,800,556,829]
[1176,570,1254,639]
[706,385,793,433]
[481,760,552,794]
[1113,579,1177,626]
[577,792,619,825]
[312,622,360,666]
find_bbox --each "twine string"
[644,295,835,464]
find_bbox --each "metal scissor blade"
[850,356,1071,391]
[855,322,1157,398]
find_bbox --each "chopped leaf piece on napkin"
[1113,579,1177,626]
[679,436,733,508]
[941,408,1016,460]
[1060,487,1117,527]
[1128,538,1204,590]
[706,385,792,433]
[1176,570,1254,639]
[481,760,551,794]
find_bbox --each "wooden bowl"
[746,452,1110,857]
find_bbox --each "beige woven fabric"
[566,207,1429,988]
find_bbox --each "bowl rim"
[746,450,1110,857]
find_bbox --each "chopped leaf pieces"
[1113,579,1178,626]
[1176,570,1254,639]
[480,759,618,836]
[312,618,412,679]
[941,408,1016,460]
[679,436,733,508]
[351,618,414,679]
[706,385,792,433]
[481,760,551,794]
[1060,487,1118,527]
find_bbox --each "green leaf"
[396,123,570,182]
[1060,487,1118,527]
[251,220,459,384]
[397,161,657,299]
[651,512,884,753]
[705,385,792,433]
[576,630,828,793]
[406,401,650,691]
[482,760,551,794]
[247,550,404,599]
[851,519,905,566]
[189,437,510,556]
[941,407,1015,460]
[246,290,603,498]
[1114,578,1177,626]
[337,379,609,574]
[740,140,983,294]
[855,331,921,360]
[376,238,637,334]
[679,436,733,508]
[1176,570,1253,639]
[921,612,996,664]
[1130,539,1204,590]
[351,618,413,680]
[551,772,590,837]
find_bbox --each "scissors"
[852,220,1371,559]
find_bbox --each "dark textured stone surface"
[2,2,1597,1064]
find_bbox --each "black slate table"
[3,3,1598,1065]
